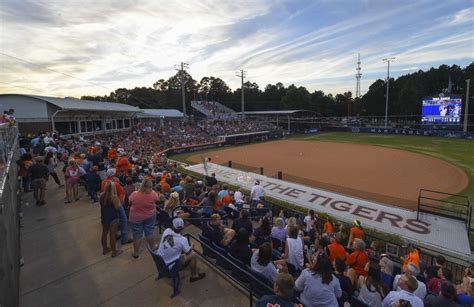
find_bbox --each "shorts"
[32,178,46,190]
[132,215,156,240]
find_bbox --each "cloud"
[0,0,472,98]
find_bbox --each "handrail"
[184,232,275,306]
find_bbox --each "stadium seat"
[350,295,370,307]
[271,237,284,253]
[156,207,172,229]
[198,234,217,259]
[248,269,274,298]
[211,241,232,270]
[147,245,182,298]
[227,254,251,284]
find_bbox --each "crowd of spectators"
[191,100,239,120]
[198,120,279,136]
[17,127,474,306]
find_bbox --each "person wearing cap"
[382,275,424,307]
[28,156,50,206]
[427,267,453,296]
[347,220,364,249]
[115,150,131,176]
[156,218,206,283]
[250,180,265,206]
[101,168,130,245]
[346,239,369,285]
[129,179,158,258]
[393,263,427,300]
[202,213,235,247]
[401,244,420,272]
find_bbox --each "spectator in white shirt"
[250,180,265,206]
[393,263,427,300]
[156,218,206,283]
[382,275,424,307]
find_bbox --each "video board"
[421,95,462,124]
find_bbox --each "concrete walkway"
[19,180,249,307]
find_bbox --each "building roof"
[0,94,141,112]
[138,109,184,118]
[243,110,313,115]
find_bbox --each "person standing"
[128,179,158,258]
[100,182,122,257]
[250,180,265,206]
[28,156,49,206]
[45,151,62,187]
[64,159,85,203]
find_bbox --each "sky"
[0,0,473,98]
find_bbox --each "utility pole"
[382,57,396,127]
[175,62,189,117]
[464,79,470,133]
[355,53,362,98]
[236,69,247,119]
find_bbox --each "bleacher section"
[191,100,239,120]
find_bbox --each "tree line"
[81,63,474,117]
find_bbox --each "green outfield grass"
[304,132,474,202]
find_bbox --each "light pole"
[382,57,396,127]
[464,79,470,133]
[175,62,189,117]
[236,69,247,119]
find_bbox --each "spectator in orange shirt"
[107,147,117,160]
[346,239,369,285]
[347,219,365,248]
[115,150,131,176]
[101,169,125,203]
[323,217,335,234]
[401,244,420,272]
[327,233,347,263]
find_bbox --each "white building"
[0,94,142,135]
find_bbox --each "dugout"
[243,110,320,133]
[0,94,142,135]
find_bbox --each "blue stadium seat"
[248,269,274,298]
[198,234,217,259]
[147,245,182,298]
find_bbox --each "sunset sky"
[1,0,472,98]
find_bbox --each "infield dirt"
[188,140,469,210]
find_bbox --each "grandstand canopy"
[0,93,141,134]
[137,109,184,118]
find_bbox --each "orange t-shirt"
[323,222,335,234]
[403,250,420,271]
[107,148,117,160]
[349,227,365,245]
[160,181,171,193]
[101,178,125,203]
[115,157,131,176]
[328,242,347,263]
[347,250,369,276]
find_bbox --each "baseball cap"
[173,218,185,230]
[352,219,361,227]
[106,168,116,177]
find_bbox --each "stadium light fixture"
[382,57,396,128]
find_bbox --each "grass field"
[303,132,474,201]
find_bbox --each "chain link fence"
[0,125,20,307]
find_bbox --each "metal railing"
[417,189,472,237]
[185,232,276,306]
[0,125,20,307]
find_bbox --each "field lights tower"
[355,53,362,98]
[382,57,396,127]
